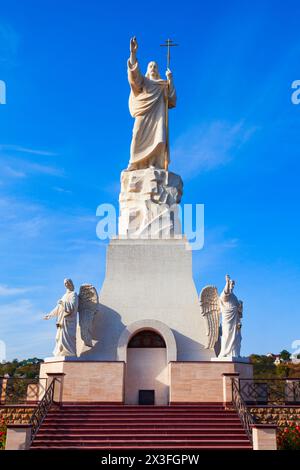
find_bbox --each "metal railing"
[0,377,47,405]
[30,379,56,442]
[239,378,300,406]
[232,378,255,443]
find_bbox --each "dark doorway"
[128,330,166,348]
[139,389,155,405]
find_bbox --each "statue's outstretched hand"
[225,274,230,282]
[44,314,50,320]
[130,36,138,53]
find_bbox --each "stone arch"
[117,319,177,363]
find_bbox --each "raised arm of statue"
[223,274,231,297]
[129,36,138,66]
[128,36,143,96]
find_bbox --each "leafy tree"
[0,358,43,379]
[279,350,291,361]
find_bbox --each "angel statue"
[199,286,221,352]
[199,277,244,358]
[219,274,243,358]
[78,284,99,348]
[127,36,176,171]
[44,278,78,357]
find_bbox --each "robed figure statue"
[44,278,78,357]
[219,275,243,358]
[127,37,176,171]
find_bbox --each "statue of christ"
[127,37,176,171]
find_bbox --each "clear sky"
[0,0,299,360]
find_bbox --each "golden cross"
[160,38,179,69]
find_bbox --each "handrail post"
[222,372,239,408]
[46,373,65,404]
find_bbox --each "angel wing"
[199,286,221,349]
[78,284,99,347]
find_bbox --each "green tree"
[0,358,43,378]
[279,350,291,361]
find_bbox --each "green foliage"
[0,358,43,379]
[250,354,277,378]
[250,354,274,365]
[278,422,300,450]
[0,417,7,450]
[250,353,300,379]
[280,350,291,361]
[276,363,290,378]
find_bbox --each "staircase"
[30,404,252,450]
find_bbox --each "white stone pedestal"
[82,238,215,362]
[119,168,183,238]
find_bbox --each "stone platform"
[40,357,252,405]
[39,358,125,403]
[82,237,215,362]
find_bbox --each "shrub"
[0,417,7,450]
[277,422,300,450]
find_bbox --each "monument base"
[169,361,253,404]
[86,238,216,362]
[39,358,125,403]
[39,358,253,405]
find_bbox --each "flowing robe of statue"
[219,289,242,357]
[46,290,78,356]
[127,59,176,169]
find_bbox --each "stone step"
[48,405,235,409]
[30,403,252,450]
[44,416,240,425]
[38,427,245,434]
[31,444,252,450]
[55,404,229,408]
[34,432,247,440]
[45,412,237,419]
[31,438,251,446]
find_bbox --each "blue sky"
[0,0,299,360]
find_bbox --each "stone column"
[5,424,32,450]
[252,424,277,450]
[222,372,240,407]
[0,378,8,404]
[46,372,65,404]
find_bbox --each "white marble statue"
[127,36,176,171]
[44,279,78,357]
[119,168,183,238]
[219,274,243,358]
